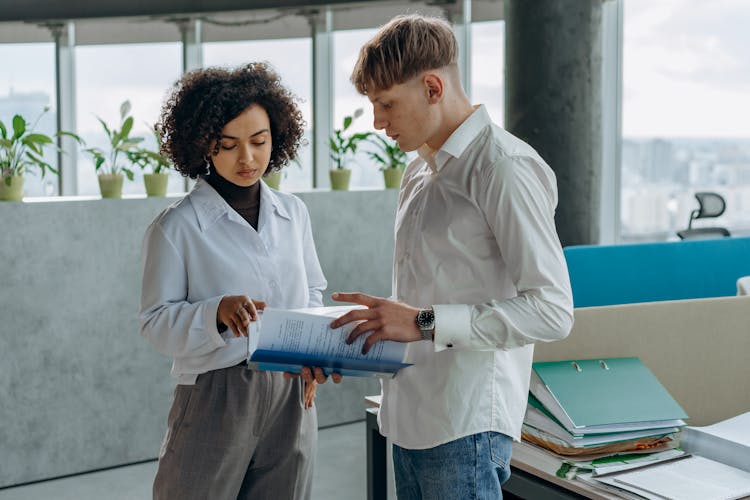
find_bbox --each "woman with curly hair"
[139,62,326,500]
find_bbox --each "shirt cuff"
[204,295,227,348]
[433,304,472,352]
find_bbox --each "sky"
[623,0,750,137]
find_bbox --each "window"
[0,42,58,196]
[471,20,504,126]
[333,28,382,189]
[75,42,181,196]
[622,0,750,240]
[204,37,313,191]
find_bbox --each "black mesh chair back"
[677,191,731,240]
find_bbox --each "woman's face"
[210,104,272,187]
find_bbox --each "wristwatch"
[415,308,435,341]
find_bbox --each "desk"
[364,296,750,498]
[364,398,615,500]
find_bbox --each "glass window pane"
[75,42,182,196]
[333,28,383,190]
[203,38,313,191]
[471,20,504,126]
[0,43,58,197]
[622,1,750,241]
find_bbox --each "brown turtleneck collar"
[205,169,261,231]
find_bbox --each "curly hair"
[157,62,305,179]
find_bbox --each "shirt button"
[270,281,277,288]
[447,343,453,348]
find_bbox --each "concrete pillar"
[505,0,604,246]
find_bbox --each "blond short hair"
[350,14,458,95]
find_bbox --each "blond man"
[326,14,573,499]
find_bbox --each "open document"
[246,306,411,378]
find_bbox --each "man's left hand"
[330,292,422,354]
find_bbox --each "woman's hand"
[303,380,317,409]
[284,366,343,385]
[217,295,266,337]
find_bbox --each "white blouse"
[380,105,574,449]
[139,178,326,385]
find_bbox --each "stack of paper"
[680,410,750,473]
[578,455,750,500]
[523,357,689,478]
[575,412,750,498]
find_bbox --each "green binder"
[530,357,688,434]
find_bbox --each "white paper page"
[590,475,669,500]
[688,411,750,446]
[610,456,750,500]
[255,307,407,364]
[577,473,660,500]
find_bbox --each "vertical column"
[309,8,334,189]
[51,22,77,196]
[178,18,203,73]
[444,0,472,99]
[599,0,623,244]
[177,18,202,192]
[505,0,605,246]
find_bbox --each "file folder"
[530,357,688,434]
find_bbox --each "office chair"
[676,192,731,240]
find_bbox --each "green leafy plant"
[127,126,171,174]
[365,134,407,171]
[83,100,143,180]
[328,108,372,170]
[0,107,80,187]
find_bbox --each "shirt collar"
[191,177,291,232]
[417,104,490,173]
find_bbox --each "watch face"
[416,309,435,329]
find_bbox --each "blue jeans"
[393,432,512,500]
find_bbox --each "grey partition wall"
[0,188,397,488]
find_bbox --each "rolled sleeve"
[139,222,227,358]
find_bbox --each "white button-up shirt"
[380,105,573,449]
[139,178,326,385]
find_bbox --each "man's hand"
[217,295,266,337]
[330,292,422,354]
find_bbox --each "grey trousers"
[153,365,317,500]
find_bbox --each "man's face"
[367,76,434,152]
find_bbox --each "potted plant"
[328,108,371,191]
[263,169,282,190]
[128,127,171,197]
[0,108,78,201]
[365,134,408,189]
[83,100,143,199]
[263,156,303,190]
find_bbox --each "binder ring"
[571,361,582,372]
[599,360,610,370]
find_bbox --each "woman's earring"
[204,158,211,176]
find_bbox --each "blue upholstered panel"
[564,237,750,307]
